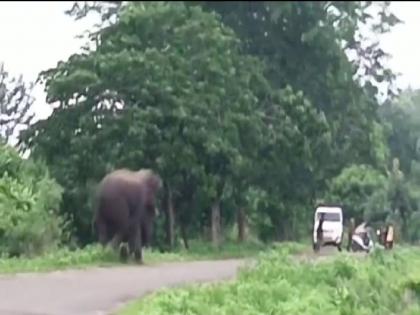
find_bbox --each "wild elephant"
[93,168,162,263]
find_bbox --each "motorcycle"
[350,222,375,253]
[351,233,374,253]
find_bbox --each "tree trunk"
[180,222,189,250]
[203,226,211,242]
[165,185,176,250]
[211,200,221,248]
[275,218,288,241]
[237,207,247,242]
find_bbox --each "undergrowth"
[119,246,420,315]
[0,239,283,274]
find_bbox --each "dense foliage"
[119,246,420,315]
[20,2,331,245]
[0,142,66,257]
[379,89,420,242]
[326,164,389,221]
[0,63,35,143]
[0,0,417,251]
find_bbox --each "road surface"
[0,259,249,315]
[0,247,355,315]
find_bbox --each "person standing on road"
[381,226,387,246]
[316,213,325,247]
[385,223,394,250]
[347,217,355,252]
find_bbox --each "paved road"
[0,246,358,315]
[0,259,249,315]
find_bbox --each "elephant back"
[98,168,161,208]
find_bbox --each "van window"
[317,212,341,222]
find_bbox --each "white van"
[312,205,343,252]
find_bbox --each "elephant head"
[136,169,162,216]
[135,169,162,246]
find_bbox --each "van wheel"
[313,242,320,253]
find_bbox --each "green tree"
[18,2,275,246]
[20,1,402,245]
[380,88,420,175]
[65,1,123,22]
[195,2,402,240]
[0,141,66,257]
[195,1,400,181]
[0,63,35,143]
[387,158,412,237]
[326,164,389,223]
[379,89,420,240]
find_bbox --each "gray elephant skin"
[93,168,162,263]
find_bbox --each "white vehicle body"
[352,222,375,252]
[312,205,343,245]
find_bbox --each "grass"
[118,245,420,315]
[0,245,119,274]
[0,239,282,274]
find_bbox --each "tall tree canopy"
[19,2,327,244]
[17,1,404,245]
[195,1,400,180]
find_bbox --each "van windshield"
[317,212,341,222]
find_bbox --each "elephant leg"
[128,236,135,256]
[98,226,108,246]
[130,223,143,264]
[127,225,136,256]
[141,226,149,248]
[110,233,122,250]
[95,216,109,246]
[120,243,129,262]
[110,233,128,262]
[141,216,154,248]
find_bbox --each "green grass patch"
[0,239,284,274]
[118,246,420,315]
[0,245,120,274]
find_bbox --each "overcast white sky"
[0,1,419,122]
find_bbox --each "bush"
[120,247,420,315]
[325,164,389,222]
[406,211,420,243]
[0,143,67,257]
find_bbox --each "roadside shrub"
[121,247,420,315]
[0,143,66,257]
[325,164,389,222]
[0,244,119,273]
